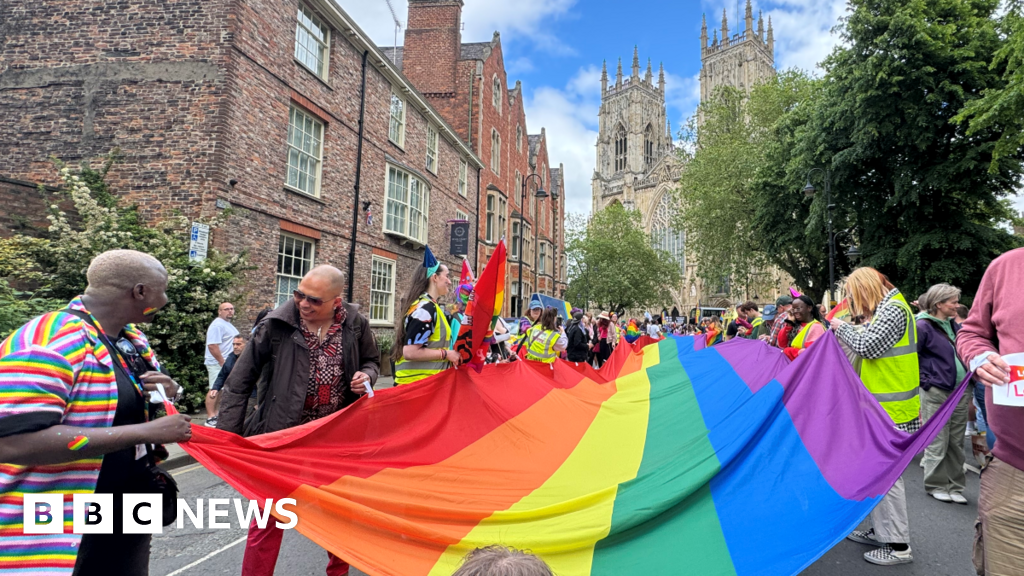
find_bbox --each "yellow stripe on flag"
[428,345,659,576]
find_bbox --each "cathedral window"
[614,125,627,172]
[644,124,655,168]
[650,192,685,272]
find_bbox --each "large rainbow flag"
[173,332,963,576]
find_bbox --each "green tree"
[564,204,681,313]
[676,71,832,293]
[801,0,1022,298]
[956,1,1024,171]
[0,153,248,411]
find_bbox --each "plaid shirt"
[834,289,909,360]
[769,311,790,347]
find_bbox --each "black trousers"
[73,532,151,576]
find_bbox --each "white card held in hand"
[992,352,1024,407]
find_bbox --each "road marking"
[164,535,246,576]
[171,463,203,476]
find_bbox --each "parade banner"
[171,332,963,576]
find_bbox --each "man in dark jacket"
[565,310,590,362]
[217,265,379,576]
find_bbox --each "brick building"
[0,0,484,334]
[384,0,567,315]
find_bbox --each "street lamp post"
[518,173,547,316]
[803,168,835,299]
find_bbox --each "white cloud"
[335,0,577,52]
[663,71,701,130]
[524,66,602,216]
[701,0,847,73]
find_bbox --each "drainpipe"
[346,50,368,303]
[469,70,480,272]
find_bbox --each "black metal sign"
[450,221,470,256]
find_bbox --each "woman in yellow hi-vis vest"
[831,267,920,567]
[393,246,460,385]
[524,307,568,365]
[781,296,826,360]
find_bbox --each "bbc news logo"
[23,495,298,534]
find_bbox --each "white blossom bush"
[0,151,249,412]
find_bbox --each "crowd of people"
[1,244,1022,576]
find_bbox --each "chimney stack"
[402,0,464,95]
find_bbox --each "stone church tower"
[589,0,786,315]
[699,0,775,105]
[591,48,685,276]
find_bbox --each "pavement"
[152,428,984,576]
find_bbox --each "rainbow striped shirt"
[0,298,159,575]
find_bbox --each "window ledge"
[370,319,393,327]
[284,185,327,204]
[384,230,426,249]
[294,58,333,89]
[389,138,405,152]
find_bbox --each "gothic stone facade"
[385,0,567,315]
[591,0,786,315]
[0,0,483,332]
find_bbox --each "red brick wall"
[0,0,233,220]
[0,0,481,331]
[402,0,462,96]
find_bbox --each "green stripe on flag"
[592,339,737,576]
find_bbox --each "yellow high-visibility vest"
[791,320,824,349]
[395,295,451,385]
[859,293,920,424]
[525,325,560,364]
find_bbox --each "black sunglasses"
[115,337,148,376]
[293,290,326,307]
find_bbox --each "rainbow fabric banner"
[174,332,963,576]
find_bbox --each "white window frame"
[275,233,316,307]
[485,193,495,243]
[490,129,501,175]
[426,125,438,174]
[539,242,547,274]
[458,160,468,197]
[389,91,405,147]
[286,105,324,197]
[370,255,396,325]
[295,4,329,80]
[492,75,502,114]
[456,209,468,221]
[384,164,430,245]
[511,220,520,261]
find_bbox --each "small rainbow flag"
[172,334,963,576]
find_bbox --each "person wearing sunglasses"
[216,263,379,576]
[394,246,461,385]
[0,249,192,575]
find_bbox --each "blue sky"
[341,0,1024,217]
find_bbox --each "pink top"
[956,247,1024,472]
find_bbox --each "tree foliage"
[675,71,831,293]
[956,1,1024,171]
[677,0,1022,299]
[0,153,248,412]
[803,0,1022,298]
[564,204,681,314]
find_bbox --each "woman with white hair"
[915,283,971,505]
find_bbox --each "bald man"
[217,265,380,576]
[0,249,191,575]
